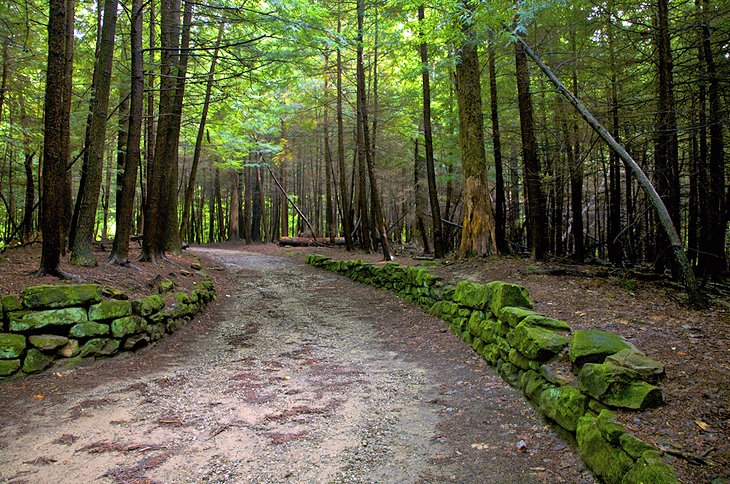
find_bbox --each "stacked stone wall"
[0,279,215,378]
[306,254,677,484]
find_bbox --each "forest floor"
[0,242,727,483]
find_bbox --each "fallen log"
[278,237,346,247]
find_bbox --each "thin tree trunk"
[515,38,547,260]
[180,22,223,242]
[487,30,508,254]
[336,1,353,251]
[70,0,118,266]
[419,5,445,258]
[109,0,143,264]
[323,52,335,243]
[414,139,431,254]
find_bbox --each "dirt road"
[0,248,593,483]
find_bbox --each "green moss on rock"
[539,385,587,432]
[606,349,665,381]
[22,284,102,309]
[619,433,657,460]
[9,307,88,332]
[88,300,132,321]
[69,321,110,338]
[508,348,531,370]
[621,451,678,484]
[1,295,22,312]
[22,348,55,374]
[79,338,120,357]
[499,306,538,327]
[507,321,570,360]
[112,316,147,338]
[520,314,571,331]
[579,363,663,410]
[0,359,21,376]
[131,295,165,317]
[0,333,26,358]
[577,412,634,484]
[488,282,532,315]
[569,329,633,366]
[28,335,68,351]
[452,281,492,310]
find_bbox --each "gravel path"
[0,248,594,483]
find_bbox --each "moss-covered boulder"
[69,321,110,338]
[508,348,531,370]
[123,334,150,351]
[452,281,492,310]
[131,295,165,317]
[9,307,88,332]
[507,321,570,360]
[619,433,656,460]
[488,282,532,315]
[112,316,147,338]
[102,286,128,300]
[146,323,166,342]
[159,279,175,294]
[0,359,21,376]
[58,339,80,358]
[79,338,119,357]
[499,361,521,387]
[520,370,549,402]
[579,363,663,410]
[0,333,26,359]
[606,349,665,382]
[22,284,102,309]
[499,306,538,327]
[577,412,634,484]
[520,314,571,331]
[539,385,587,432]
[22,348,55,374]
[569,329,633,366]
[621,451,678,484]
[2,295,22,312]
[88,300,132,321]
[28,334,69,351]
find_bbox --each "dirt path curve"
[0,248,594,483]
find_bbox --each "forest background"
[0,0,727,297]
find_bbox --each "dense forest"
[0,0,727,297]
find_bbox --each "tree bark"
[323,51,335,243]
[414,139,431,254]
[336,1,353,251]
[38,0,69,276]
[418,5,445,258]
[487,30,508,254]
[109,0,143,264]
[515,38,547,260]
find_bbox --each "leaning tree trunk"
[455,0,496,257]
[515,36,705,308]
[109,0,143,264]
[70,0,118,266]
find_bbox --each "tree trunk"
[570,31,585,262]
[697,0,726,279]
[414,139,432,254]
[336,1,353,251]
[180,22,223,242]
[60,0,74,253]
[70,0,118,264]
[653,0,680,275]
[109,0,143,264]
[418,5,445,258]
[487,30,508,254]
[38,0,69,276]
[454,1,495,257]
[142,0,181,262]
[323,52,335,243]
[515,38,547,260]
[251,166,262,242]
[357,0,390,260]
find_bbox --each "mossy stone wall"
[0,279,216,378]
[306,254,677,484]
